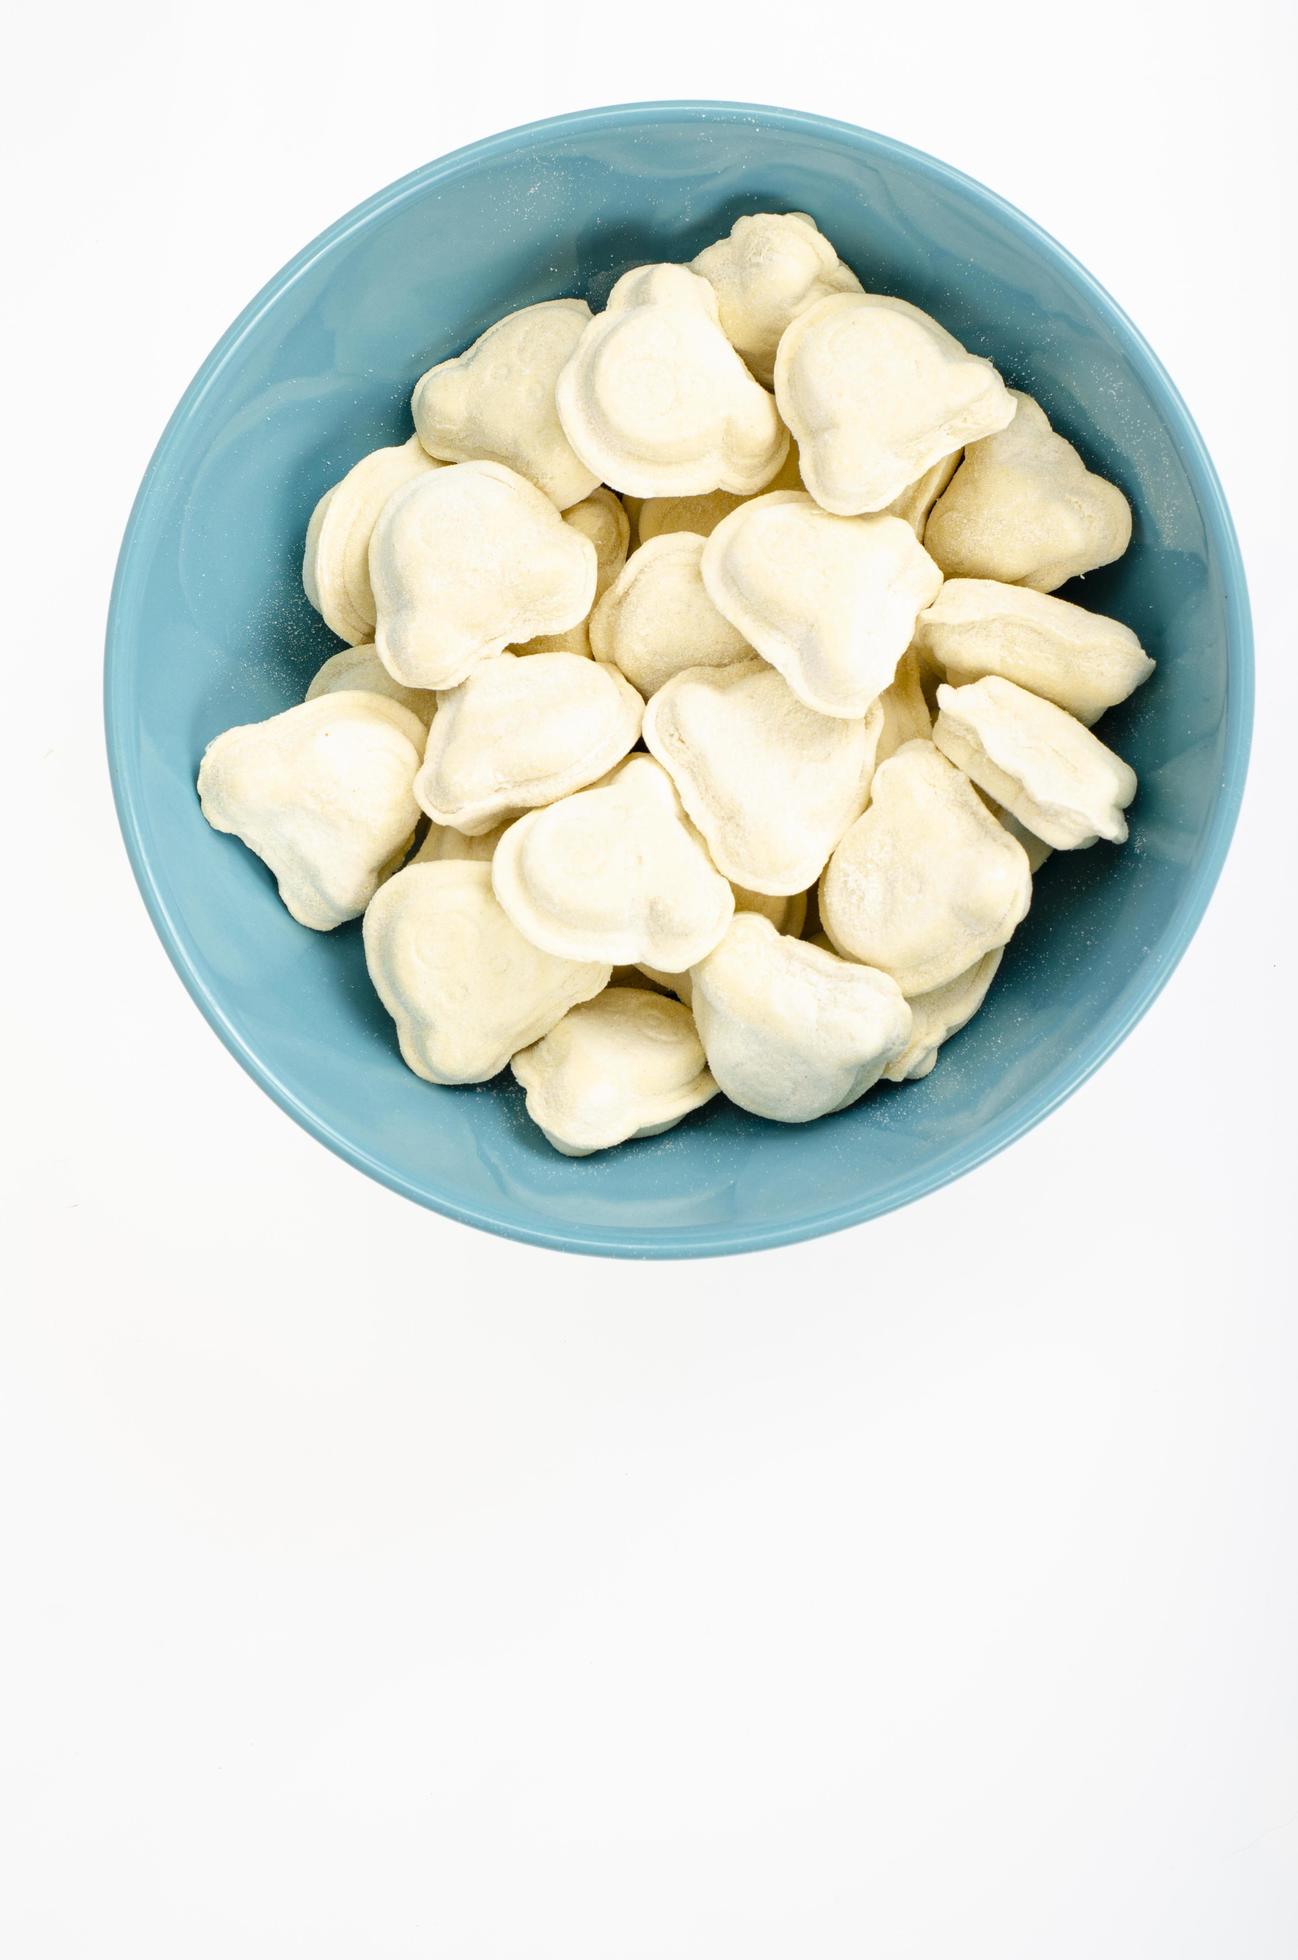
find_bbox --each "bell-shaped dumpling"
[774,292,1016,515]
[512,987,718,1154]
[197,694,425,931]
[643,657,880,895]
[933,677,1138,849]
[555,263,789,498]
[914,577,1153,724]
[690,212,862,387]
[364,861,609,1084]
[690,913,912,1122]
[491,755,734,971]
[415,651,643,836]
[924,393,1132,592]
[412,298,599,510]
[590,532,751,697]
[702,493,942,718]
[369,461,597,690]
[820,740,1032,993]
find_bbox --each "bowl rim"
[104,99,1254,1260]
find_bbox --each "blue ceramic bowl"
[106,102,1252,1258]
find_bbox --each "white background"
[5,3,1296,1953]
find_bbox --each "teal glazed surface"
[105,103,1252,1258]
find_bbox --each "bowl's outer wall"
[107,104,1251,1257]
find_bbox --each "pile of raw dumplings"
[198,211,1154,1155]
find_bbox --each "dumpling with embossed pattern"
[364,861,609,1084]
[702,492,942,719]
[369,461,596,690]
[690,914,912,1122]
[821,741,1032,993]
[415,651,643,836]
[412,298,599,509]
[775,292,1015,515]
[512,987,718,1154]
[690,212,862,386]
[590,532,750,696]
[925,393,1132,591]
[197,694,425,931]
[643,656,880,895]
[556,264,788,498]
[492,755,733,971]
